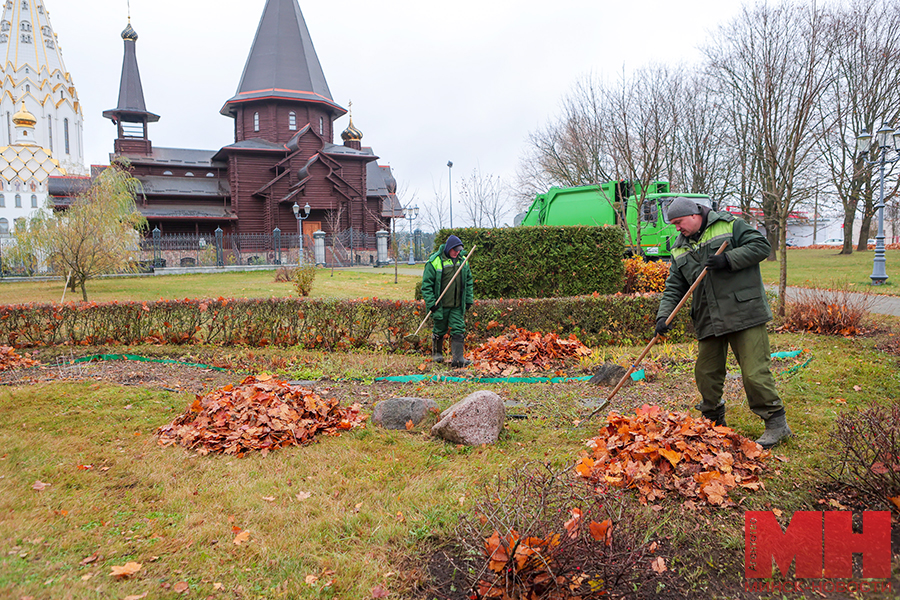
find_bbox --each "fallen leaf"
[173,581,189,594]
[80,552,100,565]
[31,480,50,491]
[124,593,148,600]
[589,519,612,545]
[233,530,251,545]
[371,584,390,598]
[852,385,862,391]
[213,582,224,590]
[296,491,311,501]
[651,556,667,573]
[262,496,275,502]
[109,561,142,578]
[305,574,318,585]
[405,420,414,431]
[889,496,900,510]
[772,508,783,517]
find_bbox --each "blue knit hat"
[444,235,463,253]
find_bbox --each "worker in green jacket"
[655,197,792,449]
[421,235,474,367]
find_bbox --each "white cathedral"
[0,0,84,236]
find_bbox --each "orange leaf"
[173,581,190,594]
[405,420,414,431]
[564,507,582,539]
[109,561,142,578]
[589,519,612,545]
[575,456,595,477]
[233,530,251,545]
[889,496,900,510]
[658,448,682,467]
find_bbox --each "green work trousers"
[694,324,784,421]
[432,305,466,337]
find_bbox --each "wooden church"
[82,0,399,247]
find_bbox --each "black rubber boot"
[450,333,470,368]
[431,334,445,363]
[702,405,727,427]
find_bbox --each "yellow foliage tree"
[11,159,147,301]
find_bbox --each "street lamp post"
[405,204,419,265]
[857,124,900,285]
[447,161,453,228]
[292,202,311,265]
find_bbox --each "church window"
[3,2,11,10]
[289,112,296,131]
[41,26,50,37]
[64,118,69,154]
[14,194,21,208]
[185,172,194,177]
[319,117,323,135]
[0,219,7,235]
[21,0,27,9]
[1,21,9,33]
[163,171,173,175]
[21,22,31,33]
[37,4,42,14]
[30,194,36,208]
[0,194,5,207]
[44,38,53,49]
[20,33,31,43]
[253,112,259,132]
[0,34,7,44]
[47,115,51,151]
[206,172,214,177]
[59,90,63,100]
[25,84,29,92]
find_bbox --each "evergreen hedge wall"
[432,226,624,299]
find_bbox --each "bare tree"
[457,167,513,228]
[420,179,450,233]
[817,0,900,254]
[705,1,832,316]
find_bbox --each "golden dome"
[12,102,36,128]
[341,118,363,142]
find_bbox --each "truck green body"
[518,181,713,258]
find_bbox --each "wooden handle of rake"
[580,240,730,425]
[409,244,478,337]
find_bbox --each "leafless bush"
[829,401,900,513]
[455,463,652,599]
[274,266,296,282]
[781,287,872,336]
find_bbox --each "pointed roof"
[220,0,345,117]
[103,21,159,123]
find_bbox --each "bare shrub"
[781,287,871,336]
[274,266,296,282]
[828,401,900,513]
[455,463,652,599]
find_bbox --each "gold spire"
[12,102,36,128]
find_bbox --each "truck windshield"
[661,196,713,224]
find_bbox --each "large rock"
[373,397,439,430]
[431,390,505,446]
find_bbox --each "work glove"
[655,317,671,336]
[465,303,473,312]
[705,254,730,271]
[429,305,438,314]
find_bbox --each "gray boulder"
[431,390,505,446]
[373,397,439,430]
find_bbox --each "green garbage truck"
[517,180,713,259]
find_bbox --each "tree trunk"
[778,232,788,318]
[80,281,88,302]
[840,210,855,255]
[857,215,873,252]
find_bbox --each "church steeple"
[102,19,159,155]
[221,0,345,143]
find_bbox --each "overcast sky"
[51,0,748,223]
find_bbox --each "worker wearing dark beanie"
[421,235,474,368]
[657,197,791,449]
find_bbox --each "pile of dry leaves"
[0,345,38,371]
[576,405,769,507]
[157,374,366,456]
[468,327,592,376]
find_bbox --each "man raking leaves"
[656,197,792,449]
[420,235,475,368]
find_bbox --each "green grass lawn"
[0,268,420,305]
[759,248,900,295]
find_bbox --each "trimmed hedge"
[434,226,625,299]
[0,295,690,350]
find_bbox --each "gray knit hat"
[666,197,702,220]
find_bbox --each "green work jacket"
[657,210,771,340]
[421,244,474,320]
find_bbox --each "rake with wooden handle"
[579,240,730,426]
[404,244,477,343]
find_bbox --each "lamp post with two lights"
[405,204,419,265]
[856,124,900,285]
[292,202,311,265]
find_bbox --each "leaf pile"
[576,405,769,507]
[468,326,592,376]
[0,345,38,371]
[156,374,366,456]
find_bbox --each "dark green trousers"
[432,305,466,337]
[694,324,784,421]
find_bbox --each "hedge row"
[0,295,690,350]
[434,226,626,299]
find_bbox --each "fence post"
[273,228,281,265]
[313,230,326,266]
[152,227,161,268]
[215,227,224,267]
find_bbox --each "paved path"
[768,285,900,317]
